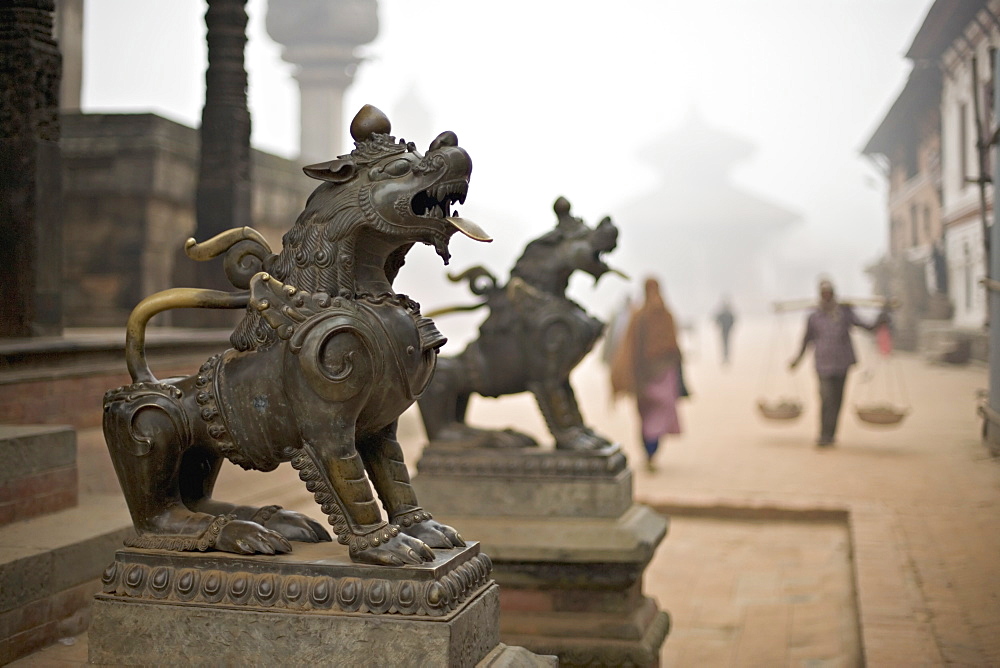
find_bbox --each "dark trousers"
[643,437,659,460]
[818,374,847,442]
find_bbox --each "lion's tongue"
[445,216,492,242]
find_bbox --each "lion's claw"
[400,519,466,549]
[354,532,434,567]
[555,426,612,451]
[261,509,332,543]
[215,520,292,555]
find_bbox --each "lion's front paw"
[354,532,435,567]
[255,507,332,544]
[214,520,293,555]
[555,426,612,451]
[400,519,465,549]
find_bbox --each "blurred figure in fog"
[601,295,633,367]
[714,296,736,365]
[789,278,885,447]
[611,277,684,470]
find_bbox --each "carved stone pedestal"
[414,445,670,666]
[89,541,547,667]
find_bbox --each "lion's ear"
[303,158,356,183]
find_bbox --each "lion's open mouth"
[411,180,467,220]
[592,248,628,280]
[410,179,490,243]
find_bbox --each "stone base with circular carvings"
[87,541,539,667]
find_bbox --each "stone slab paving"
[646,516,859,667]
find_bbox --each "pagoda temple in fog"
[615,111,800,317]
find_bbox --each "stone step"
[0,425,78,527]
[0,328,232,429]
[0,492,131,664]
[0,460,321,665]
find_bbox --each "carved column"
[176,0,251,326]
[266,0,378,163]
[0,0,63,337]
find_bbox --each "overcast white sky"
[81,0,935,320]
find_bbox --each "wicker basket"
[758,400,803,421]
[855,404,907,426]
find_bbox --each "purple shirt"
[801,305,870,376]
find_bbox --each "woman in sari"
[611,277,683,469]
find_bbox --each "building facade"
[863,65,944,350]
[864,0,999,350]
[935,2,999,329]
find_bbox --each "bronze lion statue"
[417,196,622,451]
[103,105,490,566]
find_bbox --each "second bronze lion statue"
[417,196,622,451]
[102,105,490,566]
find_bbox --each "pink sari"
[637,365,681,442]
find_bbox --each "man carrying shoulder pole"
[789,279,887,447]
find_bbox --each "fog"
[81,0,933,339]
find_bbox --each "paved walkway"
[648,516,859,666]
[16,318,1000,666]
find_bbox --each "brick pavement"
[646,517,859,666]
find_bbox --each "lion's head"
[510,197,623,295]
[232,105,489,351]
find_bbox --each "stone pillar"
[197,0,252,272]
[0,0,63,337]
[53,0,82,111]
[266,0,379,163]
[176,0,252,326]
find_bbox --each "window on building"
[988,48,997,125]
[904,142,918,179]
[965,243,972,310]
[911,204,919,246]
[924,205,931,241]
[960,102,969,188]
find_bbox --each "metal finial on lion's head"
[303,105,410,182]
[553,196,571,217]
[553,196,584,232]
[350,104,391,141]
[349,104,409,166]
